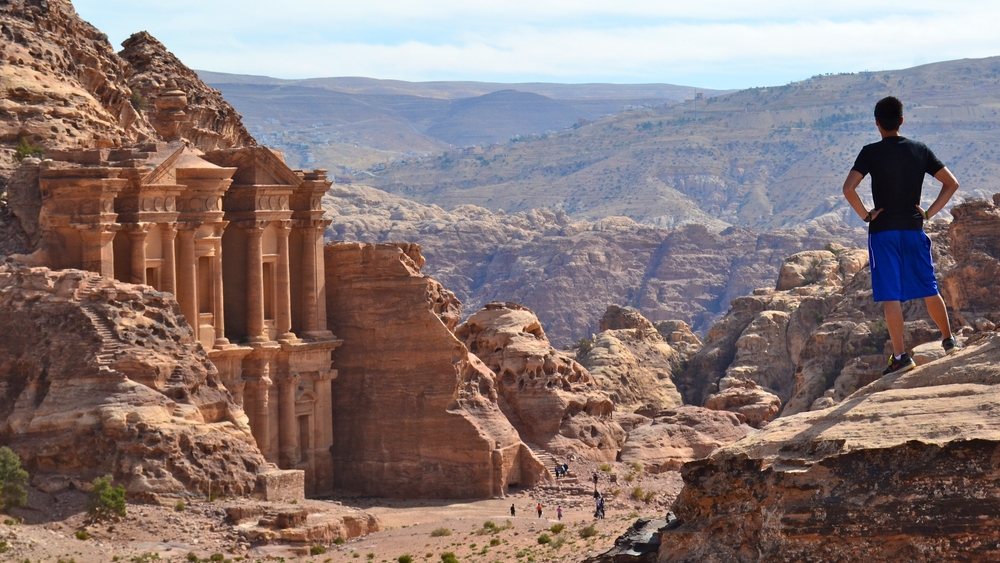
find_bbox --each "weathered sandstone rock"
[576,305,686,412]
[324,243,546,498]
[0,264,273,499]
[940,194,1000,328]
[618,406,751,474]
[455,302,626,462]
[119,32,256,152]
[0,0,156,149]
[658,335,1000,562]
[702,379,781,428]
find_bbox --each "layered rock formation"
[455,302,625,462]
[658,334,1000,562]
[0,0,156,148]
[0,264,275,499]
[119,32,257,151]
[324,183,864,346]
[576,305,691,412]
[324,243,546,498]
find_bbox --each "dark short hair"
[874,96,903,131]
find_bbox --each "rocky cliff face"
[658,334,1000,563]
[0,264,269,499]
[119,32,257,152]
[324,243,546,498]
[0,0,156,150]
[324,183,865,347]
[455,302,626,462]
[0,0,253,161]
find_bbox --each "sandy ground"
[0,460,683,563]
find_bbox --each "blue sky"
[73,0,1000,90]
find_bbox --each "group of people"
[553,462,570,478]
[520,503,563,520]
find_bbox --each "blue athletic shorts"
[868,229,939,302]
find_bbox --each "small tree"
[13,138,44,161]
[0,447,28,512]
[86,475,126,521]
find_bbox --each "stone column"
[245,377,272,459]
[315,220,331,331]
[161,224,177,295]
[278,373,301,469]
[77,224,117,278]
[275,221,294,340]
[245,222,266,343]
[212,231,229,347]
[300,224,320,333]
[126,223,150,285]
[176,227,198,328]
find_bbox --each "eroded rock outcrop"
[0,0,156,149]
[455,302,626,462]
[119,32,256,152]
[324,243,546,498]
[658,335,1000,562]
[0,265,273,499]
[576,305,689,412]
[618,406,751,474]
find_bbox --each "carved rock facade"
[8,144,339,497]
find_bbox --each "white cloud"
[72,0,1000,88]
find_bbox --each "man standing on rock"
[842,95,961,375]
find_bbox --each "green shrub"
[642,490,656,503]
[0,541,8,553]
[210,556,224,563]
[333,538,345,545]
[549,523,565,534]
[430,528,451,537]
[439,553,457,563]
[537,533,551,545]
[13,139,44,162]
[579,524,598,538]
[186,553,199,562]
[74,530,89,540]
[129,91,147,114]
[630,486,645,501]
[310,546,326,556]
[175,501,186,512]
[86,475,126,522]
[489,538,500,547]
[598,464,612,472]
[0,447,28,513]
[397,556,413,563]
[628,462,644,473]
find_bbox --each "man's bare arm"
[919,167,960,220]
[842,170,881,222]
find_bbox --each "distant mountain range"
[198,71,728,169]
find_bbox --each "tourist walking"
[537,503,543,518]
[510,503,516,517]
[842,96,961,375]
[557,506,563,521]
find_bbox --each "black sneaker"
[882,353,916,376]
[942,336,961,355]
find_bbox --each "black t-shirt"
[851,136,945,233]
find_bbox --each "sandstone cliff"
[576,305,696,413]
[324,243,546,498]
[119,32,257,152]
[658,334,1000,562]
[324,182,865,347]
[455,302,626,462]
[0,264,270,499]
[0,0,156,149]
